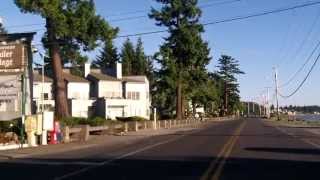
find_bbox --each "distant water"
[295,114,320,121]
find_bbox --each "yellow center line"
[211,121,246,180]
[200,120,247,180]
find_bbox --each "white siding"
[70,99,95,118]
[33,82,53,100]
[98,81,122,98]
[68,82,90,100]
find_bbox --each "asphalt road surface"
[1,118,320,180]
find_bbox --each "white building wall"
[68,82,90,100]
[33,81,55,112]
[70,99,95,118]
[98,81,122,98]
[33,82,53,100]
[104,98,150,120]
[124,82,150,119]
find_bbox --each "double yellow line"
[201,120,247,180]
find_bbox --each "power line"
[117,1,320,38]
[202,1,320,26]
[279,47,320,98]
[104,0,240,17]
[281,8,320,68]
[279,38,320,88]
[29,1,320,45]
[5,0,241,29]
[278,7,320,67]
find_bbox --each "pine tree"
[15,0,117,118]
[133,38,147,75]
[94,40,119,69]
[150,0,210,119]
[216,55,244,115]
[121,38,135,76]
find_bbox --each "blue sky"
[1,0,320,106]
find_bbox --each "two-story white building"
[32,70,55,112]
[33,69,94,118]
[86,63,151,120]
[32,63,151,120]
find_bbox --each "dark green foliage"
[150,0,212,119]
[116,116,148,122]
[93,40,119,69]
[216,55,244,115]
[132,38,147,75]
[61,116,110,127]
[0,119,21,134]
[15,0,118,118]
[121,38,135,76]
[281,105,320,114]
[120,38,148,76]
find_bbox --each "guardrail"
[63,116,238,143]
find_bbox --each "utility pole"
[273,67,280,121]
[265,87,271,118]
[247,101,250,117]
[252,100,255,117]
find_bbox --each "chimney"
[116,62,122,79]
[84,63,90,77]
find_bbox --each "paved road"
[1,118,320,180]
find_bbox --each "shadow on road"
[245,147,320,155]
[1,154,320,180]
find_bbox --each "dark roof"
[63,73,89,83]
[33,73,53,82]
[88,72,121,81]
[0,32,36,42]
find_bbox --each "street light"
[32,47,49,113]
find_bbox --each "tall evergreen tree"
[132,38,147,75]
[94,40,119,69]
[15,0,117,118]
[150,0,210,119]
[216,55,244,115]
[121,38,135,76]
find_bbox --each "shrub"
[0,118,21,135]
[60,117,87,127]
[61,116,113,127]
[87,117,106,126]
[116,116,148,122]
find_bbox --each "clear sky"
[1,0,320,106]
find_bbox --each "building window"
[126,92,140,100]
[42,93,49,100]
[127,92,131,99]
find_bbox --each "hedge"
[116,116,148,122]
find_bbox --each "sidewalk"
[0,123,206,160]
[0,118,238,160]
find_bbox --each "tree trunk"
[192,101,196,115]
[181,95,185,119]
[46,18,70,119]
[176,82,182,120]
[224,81,228,116]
